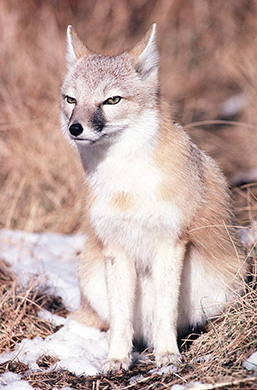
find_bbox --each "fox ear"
[129,24,159,80]
[66,25,91,69]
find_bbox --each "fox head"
[60,24,159,148]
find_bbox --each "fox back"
[60,25,244,373]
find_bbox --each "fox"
[60,24,245,373]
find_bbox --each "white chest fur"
[79,111,182,264]
[88,151,181,263]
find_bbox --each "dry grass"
[0,260,67,354]
[1,0,257,232]
[0,256,257,389]
[1,0,257,389]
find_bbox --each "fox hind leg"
[178,243,238,334]
[77,240,110,332]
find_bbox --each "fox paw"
[155,352,182,367]
[102,357,130,374]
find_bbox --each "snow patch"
[0,318,108,376]
[219,92,247,117]
[0,230,110,377]
[0,229,85,310]
[240,221,257,247]
[38,309,67,326]
[192,354,212,363]
[231,168,257,187]
[129,374,145,385]
[0,372,33,389]
[170,382,203,390]
[150,363,177,375]
[243,351,257,372]
[53,388,72,390]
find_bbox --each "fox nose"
[69,123,83,137]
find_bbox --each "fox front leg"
[102,246,136,374]
[152,239,185,367]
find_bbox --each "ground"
[0,228,257,389]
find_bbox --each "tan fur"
[111,192,135,212]
[153,105,203,229]
[77,229,109,328]
[84,180,96,209]
[153,105,245,282]
[73,296,109,331]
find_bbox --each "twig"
[122,373,158,389]
[184,120,257,131]
[186,375,257,389]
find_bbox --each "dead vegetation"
[1,0,257,389]
[0,255,257,389]
[0,260,67,354]
[1,0,257,232]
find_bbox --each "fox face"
[60,25,159,147]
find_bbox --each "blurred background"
[0,0,256,233]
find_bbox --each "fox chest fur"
[87,144,183,265]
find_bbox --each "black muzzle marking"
[91,108,106,132]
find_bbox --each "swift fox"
[60,24,244,373]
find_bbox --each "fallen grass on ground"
[0,260,68,354]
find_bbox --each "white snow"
[0,317,108,376]
[38,309,67,326]
[192,354,212,363]
[0,372,33,389]
[219,92,247,117]
[0,371,73,390]
[0,229,85,310]
[129,374,145,385]
[240,221,257,247]
[0,229,108,382]
[53,388,72,390]
[150,363,177,375]
[170,383,204,390]
[231,168,257,187]
[243,351,257,372]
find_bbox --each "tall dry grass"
[0,0,257,233]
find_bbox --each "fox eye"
[65,96,77,104]
[103,96,122,105]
